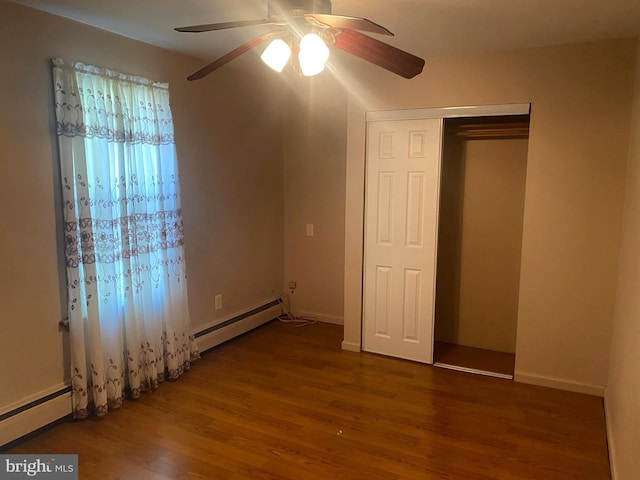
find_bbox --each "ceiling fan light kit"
[176,0,425,80]
[259,31,330,76]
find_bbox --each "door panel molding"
[363,118,443,364]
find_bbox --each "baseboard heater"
[0,299,280,449]
[0,385,72,449]
[194,298,281,354]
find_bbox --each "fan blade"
[176,19,283,33]
[332,29,425,79]
[187,30,282,81]
[305,14,393,36]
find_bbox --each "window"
[52,58,198,419]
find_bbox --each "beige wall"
[436,137,527,353]
[607,41,640,480]
[344,39,636,390]
[283,74,347,323]
[0,3,284,409]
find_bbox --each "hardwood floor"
[6,321,610,479]
[434,341,516,377]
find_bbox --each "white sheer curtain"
[52,58,198,419]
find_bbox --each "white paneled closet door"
[363,118,443,363]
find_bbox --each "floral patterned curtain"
[52,58,198,419]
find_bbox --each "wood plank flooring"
[6,321,610,479]
[434,341,516,376]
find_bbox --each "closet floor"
[434,341,515,377]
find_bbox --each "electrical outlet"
[215,294,222,311]
[288,281,297,290]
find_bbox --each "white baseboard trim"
[514,371,605,397]
[604,389,618,480]
[341,341,361,352]
[194,298,281,353]
[293,310,344,326]
[0,383,72,447]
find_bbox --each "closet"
[362,105,530,376]
[433,115,529,378]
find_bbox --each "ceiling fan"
[175,0,425,81]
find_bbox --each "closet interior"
[434,115,530,378]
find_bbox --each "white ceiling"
[13,0,640,62]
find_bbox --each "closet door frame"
[366,104,531,123]
[360,103,531,362]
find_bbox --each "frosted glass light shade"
[298,50,325,76]
[300,33,330,63]
[298,33,330,77]
[261,39,292,72]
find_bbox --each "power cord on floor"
[272,290,318,327]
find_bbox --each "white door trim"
[366,103,531,122]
